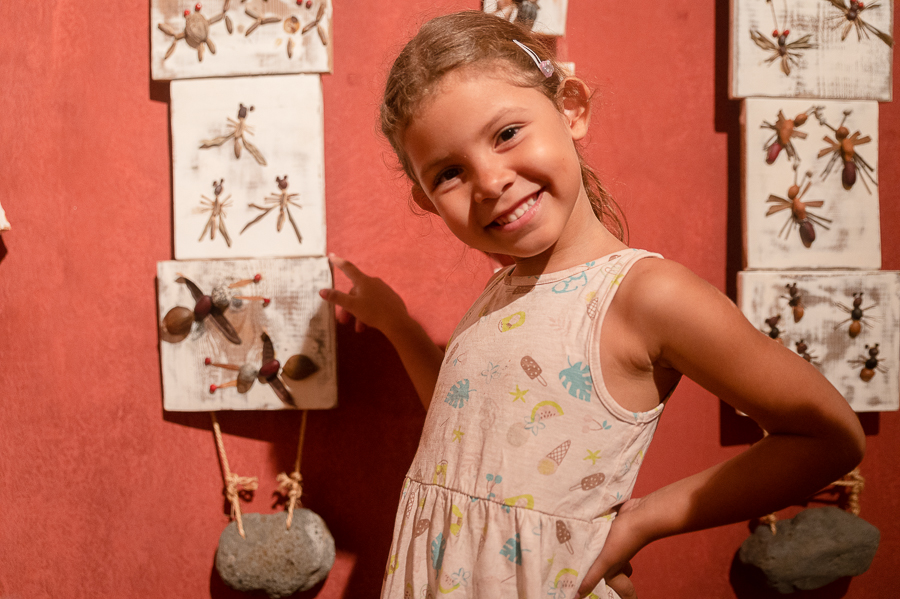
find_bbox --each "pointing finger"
[319,288,356,311]
[328,254,367,282]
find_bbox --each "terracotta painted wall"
[0,1,897,597]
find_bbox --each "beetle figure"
[494,1,540,30]
[765,166,832,248]
[848,343,886,382]
[200,104,267,166]
[782,282,805,322]
[750,0,814,76]
[824,0,894,47]
[761,107,820,165]
[207,332,297,406]
[834,291,879,338]
[764,315,783,344]
[196,179,233,247]
[158,2,232,62]
[816,109,876,193]
[794,340,821,365]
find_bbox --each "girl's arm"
[577,259,865,598]
[318,255,444,408]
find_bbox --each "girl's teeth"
[496,197,536,226]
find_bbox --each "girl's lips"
[490,191,542,230]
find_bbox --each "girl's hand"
[319,255,410,335]
[576,499,643,599]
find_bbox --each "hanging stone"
[739,507,879,593]
[216,510,336,598]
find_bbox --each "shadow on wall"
[729,549,853,599]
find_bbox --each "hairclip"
[512,40,555,78]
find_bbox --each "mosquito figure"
[159,2,232,61]
[241,175,303,243]
[782,282,805,322]
[750,0,814,75]
[195,179,233,247]
[824,0,894,47]
[761,107,820,165]
[816,109,876,193]
[848,343,886,382]
[207,332,296,406]
[200,103,267,166]
[494,1,540,30]
[765,165,832,248]
[834,292,879,338]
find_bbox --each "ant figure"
[765,165,831,248]
[834,292,879,338]
[764,315,783,344]
[750,0,814,76]
[794,340,820,365]
[816,109,876,193]
[848,343,886,382]
[824,0,894,47]
[782,282,805,322]
[761,107,820,165]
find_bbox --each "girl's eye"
[497,126,520,144]
[434,167,462,187]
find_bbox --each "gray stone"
[739,507,879,593]
[216,510,336,598]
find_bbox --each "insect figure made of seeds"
[494,0,540,30]
[241,175,303,243]
[206,332,302,406]
[159,2,233,61]
[794,339,821,365]
[761,107,820,165]
[200,103,267,166]
[765,166,832,248]
[283,2,329,58]
[834,291,878,338]
[764,315,784,343]
[750,0,814,75]
[244,4,281,37]
[162,275,245,345]
[824,0,894,47]
[783,282,805,322]
[196,179,233,247]
[848,343,886,382]
[817,109,876,193]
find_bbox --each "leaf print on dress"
[500,533,529,565]
[431,532,447,570]
[444,380,474,408]
[559,358,592,401]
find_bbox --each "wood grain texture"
[171,74,326,260]
[157,257,337,411]
[738,270,900,412]
[742,98,880,270]
[483,0,569,36]
[0,199,9,231]
[730,0,893,100]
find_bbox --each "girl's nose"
[472,159,515,203]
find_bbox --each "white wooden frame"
[483,0,569,37]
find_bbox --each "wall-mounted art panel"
[151,0,332,80]
[171,74,325,260]
[738,270,900,412]
[742,98,880,270]
[0,199,9,231]
[483,0,569,36]
[730,0,893,100]
[157,257,336,411]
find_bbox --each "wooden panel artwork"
[738,270,900,412]
[157,257,337,411]
[742,98,880,270]
[483,0,569,36]
[0,199,9,231]
[171,74,326,260]
[730,0,893,100]
[151,0,333,80]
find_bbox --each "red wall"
[1,1,897,597]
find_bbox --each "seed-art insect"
[164,275,243,345]
[783,282,805,322]
[241,175,303,243]
[848,343,886,382]
[823,0,894,47]
[816,109,876,193]
[159,2,233,61]
[302,2,329,46]
[244,5,281,37]
[200,103,267,166]
[761,107,820,165]
[794,339,821,365]
[207,332,297,406]
[196,179,233,247]
[494,0,540,30]
[765,166,832,248]
[764,315,783,343]
[750,0,814,76]
[834,291,879,338]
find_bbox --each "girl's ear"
[557,77,592,141]
[411,184,440,215]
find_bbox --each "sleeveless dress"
[382,249,667,599]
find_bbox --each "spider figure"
[494,1,540,30]
[834,292,879,338]
[241,175,303,243]
[196,179,233,247]
[848,343,886,382]
[200,104,267,166]
[159,2,232,61]
[817,109,876,193]
[765,166,832,248]
[750,0,814,75]
[824,0,894,47]
[761,107,820,165]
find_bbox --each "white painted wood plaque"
[483,0,568,36]
[157,257,337,411]
[738,270,900,412]
[0,199,9,231]
[151,0,332,80]
[742,98,880,270]
[730,0,893,100]
[171,74,325,260]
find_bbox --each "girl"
[319,11,864,599]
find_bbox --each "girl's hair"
[380,10,626,241]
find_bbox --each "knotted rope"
[211,413,259,539]
[277,410,308,529]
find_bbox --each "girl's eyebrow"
[481,107,519,135]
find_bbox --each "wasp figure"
[817,109,876,193]
[761,107,820,165]
[765,166,832,248]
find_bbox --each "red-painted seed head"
[306,0,313,8]
[783,29,790,36]
[205,357,212,365]
[209,384,217,393]
[254,274,262,283]
[195,3,202,11]
[772,29,779,37]
[184,9,191,16]
[263,298,271,307]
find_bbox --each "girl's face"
[403,68,607,273]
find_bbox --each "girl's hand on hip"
[576,498,646,599]
[319,254,410,335]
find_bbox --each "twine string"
[211,413,259,539]
[277,410,308,529]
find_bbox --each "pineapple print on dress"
[538,440,571,475]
